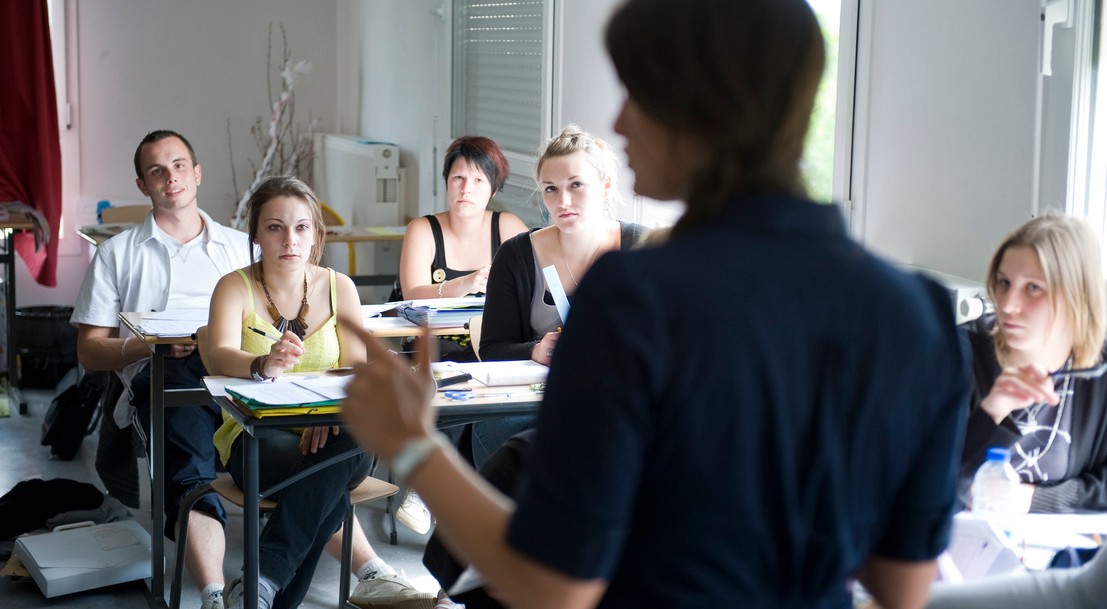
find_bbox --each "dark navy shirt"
[507,193,970,608]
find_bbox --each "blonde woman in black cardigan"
[959,213,1107,513]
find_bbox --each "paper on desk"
[135,320,204,337]
[451,360,548,386]
[227,375,352,406]
[364,317,421,330]
[944,511,1107,580]
[136,308,209,337]
[143,308,209,321]
[203,376,258,398]
[407,296,485,309]
[362,303,401,317]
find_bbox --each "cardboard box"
[14,519,151,597]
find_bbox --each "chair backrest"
[195,325,214,373]
[210,474,398,510]
[467,315,484,361]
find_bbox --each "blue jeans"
[130,353,226,539]
[470,415,535,470]
[227,427,369,609]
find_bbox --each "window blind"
[452,0,546,157]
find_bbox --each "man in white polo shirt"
[72,129,250,609]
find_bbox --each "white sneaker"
[349,571,435,609]
[223,577,274,609]
[396,490,434,535]
[200,589,224,609]
[434,589,465,609]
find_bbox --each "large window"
[452,0,552,226]
[803,0,844,204]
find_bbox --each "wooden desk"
[75,223,134,246]
[326,226,404,287]
[362,315,469,338]
[119,312,208,609]
[210,377,541,609]
[326,225,404,243]
[1,212,38,414]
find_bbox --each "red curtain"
[0,0,61,287]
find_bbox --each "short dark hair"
[441,136,510,193]
[245,175,327,266]
[134,130,198,179]
[606,0,825,233]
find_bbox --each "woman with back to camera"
[339,1,970,608]
[958,212,1107,514]
[205,176,432,609]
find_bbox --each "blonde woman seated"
[206,176,432,609]
[472,124,645,466]
[959,212,1107,513]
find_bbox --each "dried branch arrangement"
[229,24,320,228]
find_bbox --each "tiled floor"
[1,386,439,609]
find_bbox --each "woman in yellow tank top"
[205,176,433,609]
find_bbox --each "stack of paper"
[226,375,351,413]
[449,360,549,386]
[136,308,209,337]
[396,297,484,328]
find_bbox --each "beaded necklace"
[258,264,310,339]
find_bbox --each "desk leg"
[1,229,22,414]
[243,430,260,609]
[150,350,167,607]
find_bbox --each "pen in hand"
[249,326,283,342]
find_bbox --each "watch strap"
[391,433,449,484]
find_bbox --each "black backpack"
[41,368,108,460]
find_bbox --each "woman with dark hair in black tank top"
[396,136,529,304]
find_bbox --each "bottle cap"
[985,447,1012,462]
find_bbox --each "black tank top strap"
[490,211,503,258]
[425,214,449,283]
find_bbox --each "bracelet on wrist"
[437,280,446,298]
[250,355,272,381]
[390,432,449,485]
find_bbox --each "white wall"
[352,0,449,220]
[851,0,1042,283]
[31,0,1067,305]
[349,0,644,226]
[23,0,339,307]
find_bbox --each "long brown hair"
[605,0,825,235]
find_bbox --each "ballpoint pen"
[248,326,283,342]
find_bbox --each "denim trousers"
[131,353,227,539]
[227,427,369,609]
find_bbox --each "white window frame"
[1068,0,1106,239]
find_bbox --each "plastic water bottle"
[971,447,1020,514]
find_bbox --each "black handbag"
[41,369,107,460]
